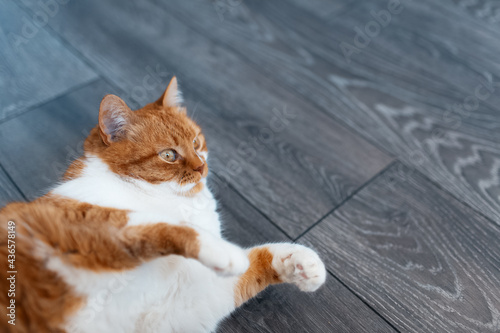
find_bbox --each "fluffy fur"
[0,77,326,333]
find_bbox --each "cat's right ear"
[99,95,133,146]
[158,76,183,108]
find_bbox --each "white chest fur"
[52,156,221,235]
[49,156,235,332]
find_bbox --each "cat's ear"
[98,94,133,146]
[159,76,183,108]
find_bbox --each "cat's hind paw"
[271,244,326,292]
[197,233,249,276]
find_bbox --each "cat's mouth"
[179,170,207,186]
[172,161,208,194]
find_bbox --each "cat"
[0,76,326,333]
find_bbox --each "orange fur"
[0,203,84,333]
[234,247,282,306]
[0,200,203,332]
[62,158,86,181]
[88,78,208,191]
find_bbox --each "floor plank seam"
[397,161,500,232]
[294,160,398,242]
[11,1,127,106]
[0,76,100,127]
[212,171,293,241]
[326,271,402,333]
[0,162,28,202]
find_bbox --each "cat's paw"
[271,244,326,292]
[197,233,249,276]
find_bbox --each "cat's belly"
[53,256,236,333]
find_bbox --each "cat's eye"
[159,149,178,163]
[193,137,200,150]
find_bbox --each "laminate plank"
[0,165,24,207]
[156,0,500,225]
[18,0,393,238]
[218,277,396,333]
[301,162,500,333]
[0,0,97,121]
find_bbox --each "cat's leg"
[4,202,248,275]
[233,243,326,306]
[148,243,325,332]
[61,222,249,275]
[121,223,249,276]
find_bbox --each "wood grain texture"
[269,0,356,20]
[218,277,396,333]
[0,164,24,207]
[0,0,97,122]
[448,0,500,24]
[157,0,500,226]
[17,0,393,238]
[301,162,500,333]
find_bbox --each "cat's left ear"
[159,76,183,108]
[98,95,133,146]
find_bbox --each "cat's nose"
[193,163,205,174]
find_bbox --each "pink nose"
[193,164,204,174]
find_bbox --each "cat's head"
[85,77,208,195]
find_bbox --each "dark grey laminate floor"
[0,0,499,332]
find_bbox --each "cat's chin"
[179,182,204,196]
[168,180,205,196]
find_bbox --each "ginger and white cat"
[0,77,326,333]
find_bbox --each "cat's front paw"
[271,244,326,292]
[197,233,249,276]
